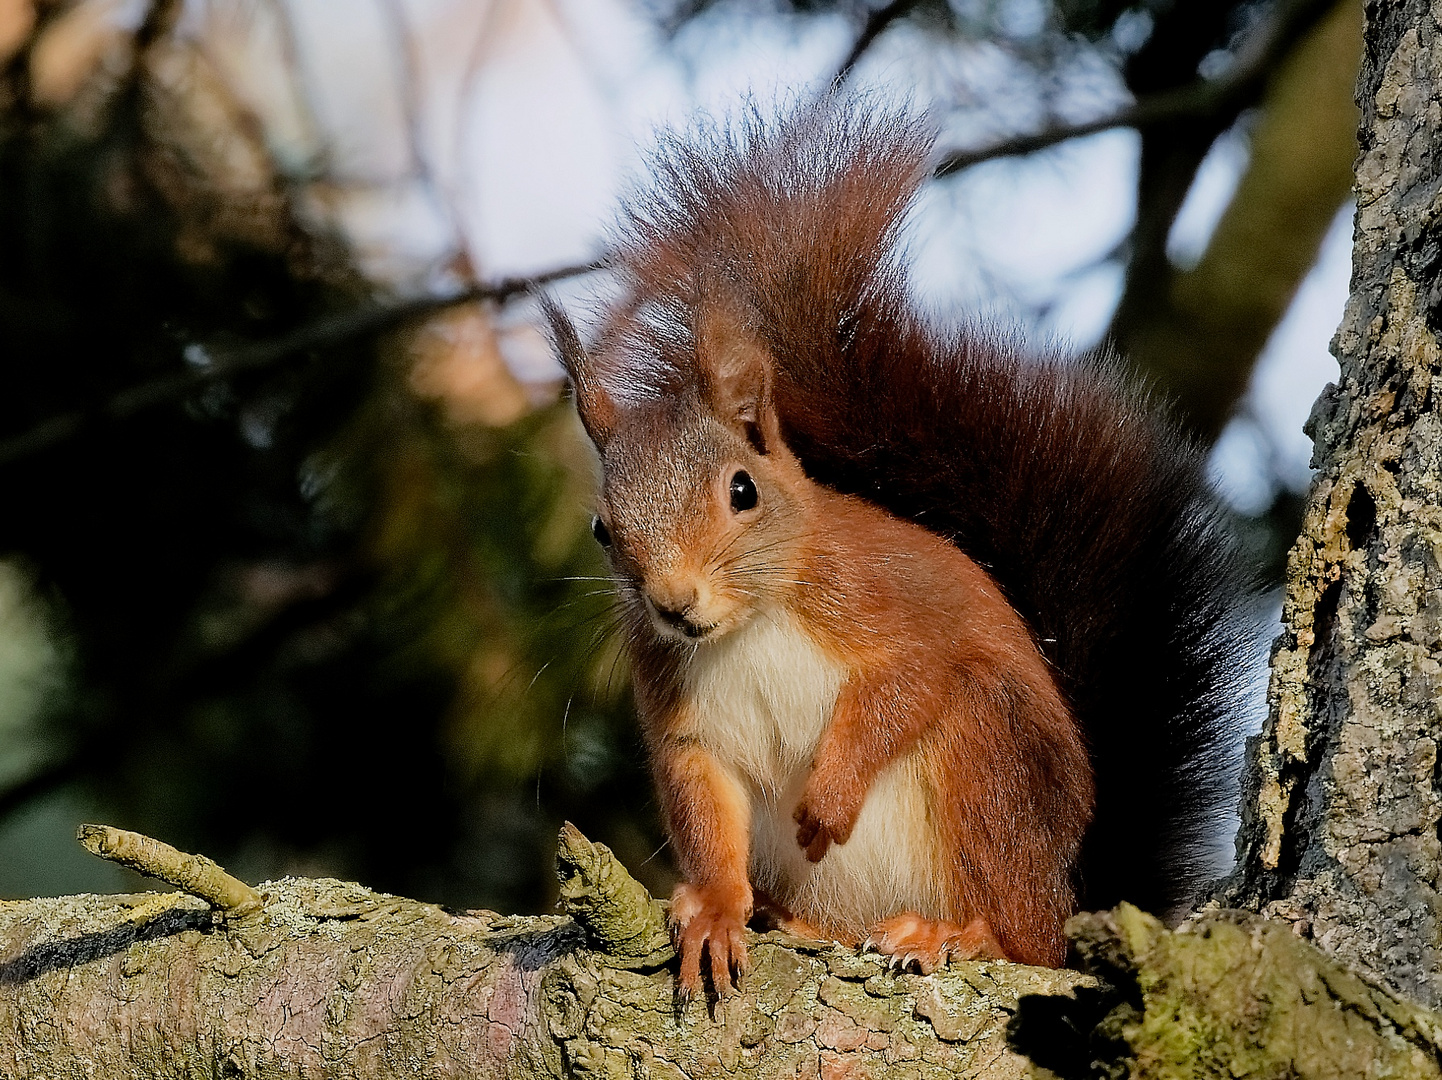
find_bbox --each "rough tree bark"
[0,826,1097,1078]
[1217,0,1442,1011]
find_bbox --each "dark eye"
[729,471,758,513]
[591,515,612,547]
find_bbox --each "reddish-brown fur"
[795,490,1092,966]
[547,285,1093,987]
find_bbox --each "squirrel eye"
[591,515,612,547]
[729,471,758,513]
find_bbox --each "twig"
[76,823,263,915]
[934,87,1226,176]
[376,0,427,183]
[260,0,329,172]
[375,0,470,258]
[0,259,604,468]
[833,0,926,86]
[449,0,506,267]
[657,0,712,38]
[134,0,184,53]
[933,0,1337,177]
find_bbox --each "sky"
[198,0,1351,797]
[1,0,1350,615]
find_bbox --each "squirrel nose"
[646,583,708,638]
[652,601,698,633]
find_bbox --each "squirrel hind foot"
[863,913,1006,974]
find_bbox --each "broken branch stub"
[75,823,263,916]
[553,820,672,968]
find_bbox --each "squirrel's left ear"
[694,293,781,455]
[539,295,617,447]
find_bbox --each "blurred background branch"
[834,0,926,83]
[931,0,1342,182]
[0,0,1361,912]
[0,259,602,467]
[1108,0,1360,440]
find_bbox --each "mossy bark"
[1039,905,1442,1079]
[1218,0,1442,1010]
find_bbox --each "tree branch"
[832,0,926,86]
[0,825,1092,1078]
[1108,0,1359,440]
[4,825,1439,1077]
[933,0,1339,177]
[0,259,603,468]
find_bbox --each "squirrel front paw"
[669,882,751,1000]
[793,757,869,862]
[792,784,862,862]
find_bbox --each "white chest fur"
[680,610,846,788]
[677,611,946,935]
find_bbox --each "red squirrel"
[542,101,1247,995]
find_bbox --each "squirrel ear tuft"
[694,292,779,455]
[539,294,616,447]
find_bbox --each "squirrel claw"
[865,913,1007,973]
[792,799,844,862]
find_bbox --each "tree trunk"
[1218,0,1442,1010]
[1110,0,1362,441]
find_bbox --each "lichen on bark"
[11,826,1442,1076]
[1219,0,1442,1010]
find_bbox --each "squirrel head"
[543,288,816,645]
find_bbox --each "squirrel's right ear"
[539,295,617,447]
